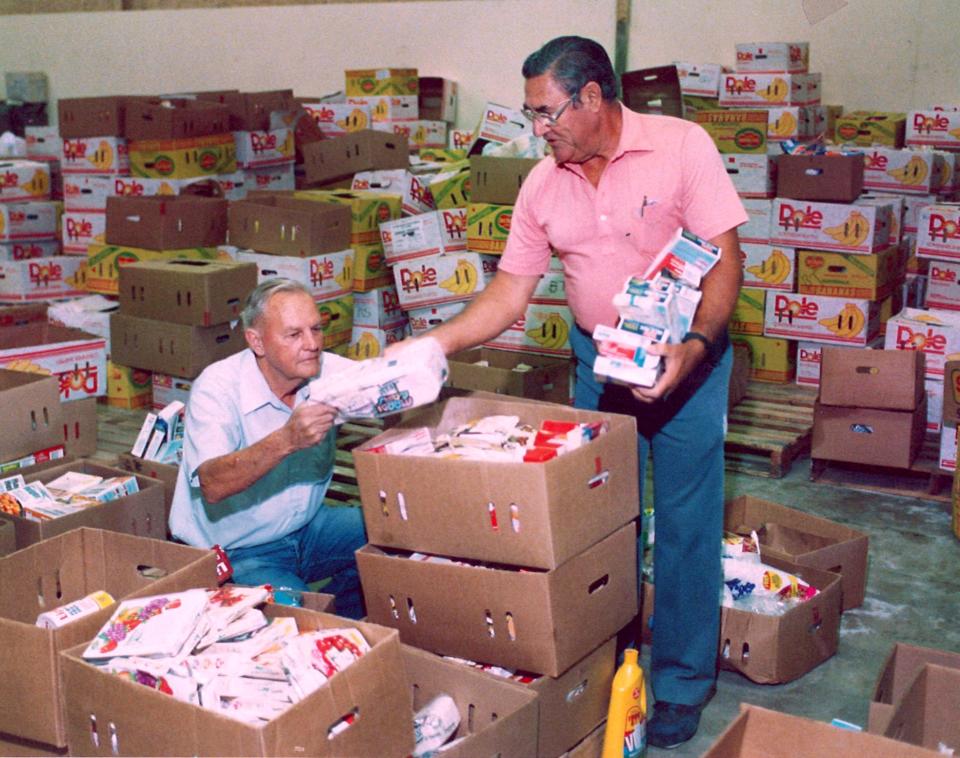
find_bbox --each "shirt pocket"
[628,202,680,254]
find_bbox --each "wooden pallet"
[809,434,953,503]
[724,382,818,478]
[325,420,384,507]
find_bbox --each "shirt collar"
[237,348,310,415]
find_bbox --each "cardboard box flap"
[883,664,960,751]
[869,642,960,735]
[0,369,65,462]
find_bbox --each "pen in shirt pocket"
[637,195,658,218]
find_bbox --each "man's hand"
[284,402,338,451]
[629,339,707,404]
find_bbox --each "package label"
[763,292,879,346]
[769,198,890,253]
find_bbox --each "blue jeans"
[572,324,730,707]
[227,504,367,619]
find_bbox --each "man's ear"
[582,81,603,111]
[245,327,265,357]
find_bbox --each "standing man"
[169,278,367,619]
[411,36,747,747]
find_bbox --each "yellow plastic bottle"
[601,648,647,758]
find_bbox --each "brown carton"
[703,704,940,757]
[725,494,869,609]
[57,96,129,139]
[123,98,230,141]
[61,605,414,757]
[401,645,539,758]
[110,313,245,379]
[116,452,178,524]
[819,346,924,410]
[776,153,865,203]
[621,65,683,118]
[196,89,295,131]
[58,397,98,458]
[868,642,960,734]
[883,664,960,752]
[469,156,540,205]
[298,129,408,186]
[0,370,64,463]
[227,195,351,257]
[719,557,842,684]
[0,303,48,327]
[0,527,217,746]
[118,259,257,326]
[0,520,13,557]
[353,394,639,569]
[942,359,960,423]
[356,523,638,677]
[446,348,571,404]
[812,398,926,468]
[105,196,228,250]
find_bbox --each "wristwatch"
[682,331,723,366]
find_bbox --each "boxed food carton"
[0,324,107,402]
[0,527,217,746]
[104,360,151,411]
[467,202,513,254]
[906,109,960,151]
[243,164,294,195]
[105,196,228,250]
[345,67,419,97]
[738,198,773,243]
[469,103,531,153]
[58,396,98,457]
[353,393,638,569]
[0,370,64,464]
[812,396,926,468]
[61,604,414,757]
[352,168,435,216]
[149,371,193,410]
[859,147,946,195]
[406,300,467,336]
[236,248,353,301]
[315,294,353,348]
[869,642,960,735]
[233,128,294,169]
[621,64,683,118]
[718,73,816,108]
[695,109,768,154]
[674,62,724,97]
[883,306,960,379]
[820,345,924,410]
[916,203,960,261]
[724,154,776,198]
[764,105,813,142]
[764,292,881,346]
[0,160,51,203]
[770,198,891,253]
[445,348,571,404]
[297,130,408,186]
[729,287,766,335]
[796,244,905,300]
[729,333,795,382]
[60,136,129,175]
[469,156,540,205]
[81,243,223,296]
[428,161,471,209]
[127,133,236,180]
[776,153,864,203]
[393,252,498,309]
[0,239,60,260]
[379,209,467,265]
[835,111,907,148]
[123,98,229,141]
[941,359,960,423]
[196,89,294,132]
[795,340,879,388]
[357,523,637,677]
[227,195,351,257]
[350,242,393,292]
[725,494,868,609]
[926,376,943,433]
[925,260,960,310]
[347,323,408,359]
[381,118,447,151]
[57,96,127,139]
[352,286,404,329]
[740,243,794,290]
[293,188,403,247]
[24,125,61,160]
[484,302,574,357]
[0,256,85,302]
[301,101,372,138]
[734,42,809,74]
[882,664,960,751]
[417,77,458,123]
[61,209,106,254]
[0,201,58,242]
[117,259,257,327]
[347,94,418,125]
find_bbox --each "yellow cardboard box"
[105,359,152,409]
[729,287,766,335]
[834,111,907,148]
[467,202,513,255]
[294,190,402,246]
[128,133,237,179]
[350,242,393,292]
[730,334,796,383]
[695,109,768,153]
[797,245,905,300]
[428,161,471,209]
[316,294,353,348]
[345,68,419,97]
[81,243,224,295]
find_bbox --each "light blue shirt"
[169,348,352,550]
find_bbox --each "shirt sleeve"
[679,123,749,241]
[182,372,242,488]
[496,158,554,277]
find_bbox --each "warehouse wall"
[0,0,958,131]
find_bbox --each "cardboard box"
[734,42,809,73]
[916,203,960,261]
[293,189,403,247]
[242,164,294,196]
[906,109,960,151]
[925,376,943,433]
[236,248,353,301]
[61,605,414,757]
[0,528,217,746]
[869,642,960,735]
[56,96,127,139]
[0,256,85,302]
[942,359,960,423]
[0,160,51,203]
[117,259,257,326]
[738,198,773,243]
[484,301,574,357]
[345,68,418,97]
[393,252,498,309]
[59,396,98,457]
[24,126,61,161]
[729,287,766,335]
[729,334,795,382]
[776,153,864,203]
[81,243,223,296]
[835,111,907,148]
[233,128,295,170]
[0,370,64,463]
[0,240,60,260]
[469,103,531,152]
[346,323,408,359]
[116,452,177,519]
[428,162,471,209]
[621,64,683,118]
[352,286,404,329]
[446,348,571,404]
[352,168,436,216]
[379,208,467,264]
[770,197,891,254]
[820,346,924,410]
[0,302,48,327]
[123,98,229,141]
[0,201,58,241]
[925,260,960,310]
[859,147,946,195]
[695,110,768,154]
[60,136,129,176]
[469,156,539,205]
[110,313,244,379]
[401,645,539,758]
[196,89,294,132]
[127,133,237,180]
[812,398,926,468]
[883,306,960,379]
[354,394,638,569]
[796,340,879,388]
[466,202,513,254]
[718,73,815,107]
[940,420,957,471]
[764,292,881,346]
[724,153,776,198]
[796,244,905,300]
[315,294,353,348]
[725,494,869,610]
[357,522,637,677]
[61,209,106,255]
[674,62,723,97]
[883,664,960,751]
[0,324,107,401]
[349,94,417,123]
[350,242,392,292]
[764,105,811,142]
[406,300,467,336]
[301,101,372,138]
[418,77,458,123]
[227,195,351,257]
[149,371,193,410]
[741,243,794,290]
[104,359,152,410]
[703,704,940,758]
[719,556,842,683]
[105,196,228,250]
[297,130,408,186]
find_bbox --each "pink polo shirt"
[499,105,748,332]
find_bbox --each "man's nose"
[532,119,550,138]
[304,329,321,351]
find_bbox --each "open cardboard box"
[0,370,65,463]
[227,194,351,257]
[356,523,637,677]
[105,196,228,251]
[115,452,178,524]
[353,393,638,570]
[0,528,217,747]
[868,642,960,734]
[60,605,414,757]
[59,396,98,458]
[819,346,924,411]
[446,347,571,405]
[812,397,927,469]
[881,663,960,752]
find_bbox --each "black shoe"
[647,691,713,750]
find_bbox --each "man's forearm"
[690,228,743,343]
[197,426,295,504]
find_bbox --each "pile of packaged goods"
[721,531,819,615]
[593,227,721,387]
[0,469,138,521]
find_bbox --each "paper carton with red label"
[916,203,960,261]
[353,169,436,216]
[735,42,809,74]
[483,302,574,357]
[764,292,880,346]
[352,286,406,329]
[906,110,960,150]
[243,164,294,196]
[764,106,809,142]
[233,128,295,169]
[857,147,946,195]
[60,136,129,176]
[741,243,795,290]
[925,260,960,311]
[674,62,723,97]
[725,154,776,198]
[770,198,892,253]
[346,322,410,360]
[64,175,182,213]
[0,201,58,242]
[236,247,353,301]
[407,300,467,336]
[0,256,85,302]
[378,119,447,150]
[0,160,51,203]
[0,325,107,401]
[739,198,774,243]
[0,239,60,260]
[883,306,960,378]
[380,209,467,264]
[719,73,818,107]
[301,102,372,138]
[393,251,498,309]
[61,211,106,255]
[346,95,418,123]
[471,103,531,148]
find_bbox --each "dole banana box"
[393,251,498,309]
[420,147,467,164]
[81,243,222,296]
[906,110,960,151]
[151,371,193,410]
[380,208,467,265]
[764,107,808,142]
[0,240,60,260]
[0,160,51,203]
[347,322,410,360]
[300,101,372,138]
[857,147,946,195]
[315,293,353,348]
[429,161,471,209]
[770,198,892,253]
[926,376,943,434]
[735,42,809,74]
[388,119,447,151]
[834,111,907,148]
[0,256,85,302]
[718,73,817,107]
[916,203,960,261]
[448,129,474,151]
[695,109,768,154]
[61,210,106,255]
[858,194,905,244]
[764,292,881,346]
[900,193,938,235]
[795,339,881,388]
[243,164,295,196]
[0,201,58,241]
[293,189,403,246]
[797,244,905,300]
[406,300,467,336]
[483,301,574,357]
[925,260,960,311]
[729,333,796,383]
[741,243,795,290]
[352,286,406,329]
[64,175,178,213]
[724,154,776,198]
[471,103,532,151]
[351,241,393,292]
[127,133,237,179]
[673,62,723,97]
[345,68,419,97]
[884,306,960,379]
[233,128,295,169]
[729,287,766,335]
[353,169,436,216]
[60,136,129,176]
[348,95,418,124]
[739,198,774,243]
[24,126,61,160]
[236,247,354,301]
[467,202,513,254]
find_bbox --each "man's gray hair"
[240,278,313,329]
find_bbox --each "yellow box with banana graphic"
[483,302,573,358]
[764,292,881,346]
[301,102,372,138]
[428,161,471,209]
[467,202,513,255]
[729,287,766,336]
[350,242,393,292]
[730,334,796,383]
[770,198,893,254]
[235,247,354,301]
[0,160,51,202]
[347,95,418,123]
[345,68,419,97]
[347,323,410,361]
[719,73,818,108]
[393,251,498,309]
[60,136,129,176]
[797,244,905,300]
[859,147,947,195]
[741,243,795,291]
[105,359,152,410]
[418,148,467,164]
[314,293,353,348]
[294,189,402,246]
[80,243,223,295]
[128,133,237,180]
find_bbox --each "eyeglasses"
[521,96,577,127]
